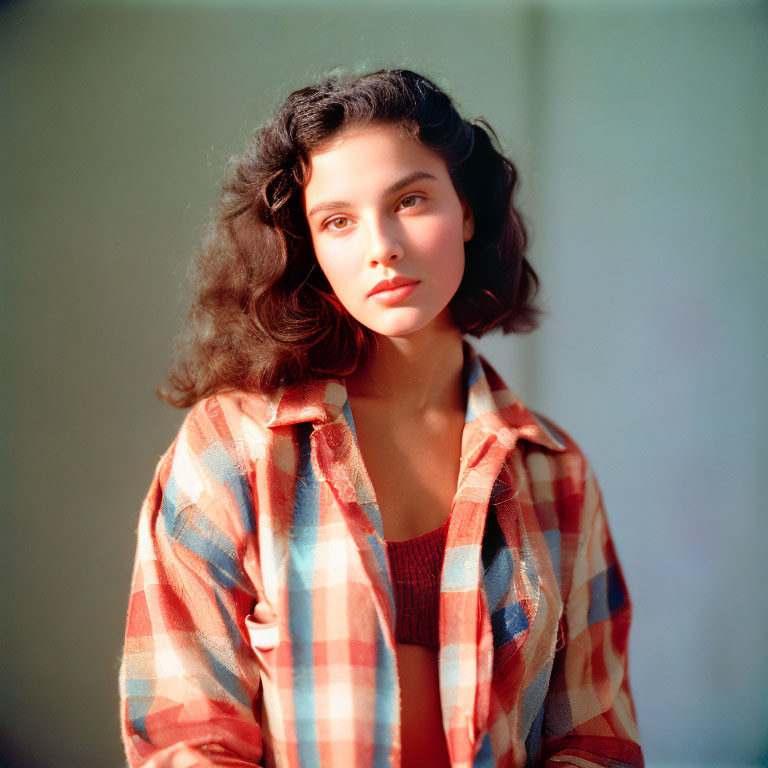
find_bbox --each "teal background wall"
[2,1,766,766]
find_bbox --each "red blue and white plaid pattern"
[119,339,644,767]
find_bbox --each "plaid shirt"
[119,339,644,767]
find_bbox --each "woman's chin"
[353,301,459,340]
[371,319,455,341]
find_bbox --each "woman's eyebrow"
[307,170,438,218]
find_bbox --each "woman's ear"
[461,198,474,242]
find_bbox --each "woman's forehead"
[303,125,445,197]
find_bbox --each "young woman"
[119,68,644,768]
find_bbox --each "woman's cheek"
[315,245,347,293]
[432,224,466,276]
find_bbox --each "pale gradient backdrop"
[2,0,766,766]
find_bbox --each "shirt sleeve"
[118,404,265,767]
[539,460,645,767]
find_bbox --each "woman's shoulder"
[515,406,596,492]
[139,389,288,528]
[187,388,281,434]
[526,408,583,458]
[163,378,344,490]
[163,387,285,480]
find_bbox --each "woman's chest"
[347,399,465,541]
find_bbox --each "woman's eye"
[399,195,423,209]
[324,216,349,231]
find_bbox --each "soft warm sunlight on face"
[302,123,474,339]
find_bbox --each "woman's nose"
[367,218,404,266]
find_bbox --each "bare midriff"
[396,642,451,768]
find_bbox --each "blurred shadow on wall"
[0,729,46,768]
[0,0,25,13]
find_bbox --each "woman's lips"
[369,281,420,305]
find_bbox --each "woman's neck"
[345,316,467,416]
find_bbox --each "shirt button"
[520,559,527,569]
[464,560,472,569]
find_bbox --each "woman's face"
[302,122,474,339]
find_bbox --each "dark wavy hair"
[158,67,546,408]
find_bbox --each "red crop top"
[384,514,451,647]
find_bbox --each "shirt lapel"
[439,341,568,764]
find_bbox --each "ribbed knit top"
[384,514,451,648]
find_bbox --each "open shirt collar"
[263,338,566,453]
